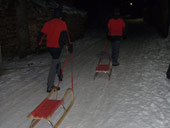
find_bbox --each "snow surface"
[1,19,170,128]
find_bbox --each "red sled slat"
[96,64,110,71]
[31,98,64,119]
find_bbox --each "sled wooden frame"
[94,56,112,80]
[27,88,74,128]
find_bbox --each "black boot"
[112,61,120,66]
[47,86,56,93]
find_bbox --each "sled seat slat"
[27,88,74,128]
[29,98,64,120]
[94,60,112,80]
[96,64,110,72]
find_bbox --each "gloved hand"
[35,45,40,54]
[68,44,73,54]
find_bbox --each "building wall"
[144,0,169,37]
[158,0,169,37]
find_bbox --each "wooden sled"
[27,88,74,128]
[94,53,112,80]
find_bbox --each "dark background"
[0,0,169,58]
[74,0,145,27]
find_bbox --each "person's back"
[108,18,125,36]
[41,19,68,48]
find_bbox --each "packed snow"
[1,19,170,128]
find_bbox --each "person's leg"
[47,48,62,92]
[47,59,60,89]
[111,40,120,66]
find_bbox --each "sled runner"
[94,41,112,80]
[27,88,74,128]
[28,53,74,128]
[94,52,112,80]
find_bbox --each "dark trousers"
[47,47,62,87]
[107,36,121,62]
[111,40,120,62]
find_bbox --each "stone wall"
[0,5,18,56]
[0,4,87,56]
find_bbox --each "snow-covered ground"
[1,19,170,128]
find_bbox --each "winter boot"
[47,86,56,93]
[112,61,120,66]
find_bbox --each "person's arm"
[59,31,69,45]
[62,22,73,53]
[38,22,48,45]
[59,30,73,53]
[122,19,127,39]
[107,20,111,40]
[35,32,45,53]
[35,22,48,53]
[107,20,111,33]
[37,32,45,46]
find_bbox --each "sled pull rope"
[70,54,73,89]
[56,53,73,90]
[101,40,110,60]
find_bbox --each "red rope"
[100,40,110,60]
[70,54,73,89]
[56,53,73,89]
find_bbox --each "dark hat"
[54,8,62,18]
[114,8,120,15]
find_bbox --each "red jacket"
[108,18,125,36]
[40,19,70,48]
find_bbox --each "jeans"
[47,47,62,88]
[111,40,120,62]
[107,36,121,62]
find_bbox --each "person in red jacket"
[36,8,73,92]
[107,8,126,66]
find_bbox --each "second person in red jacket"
[107,8,126,66]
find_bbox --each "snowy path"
[1,19,170,128]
